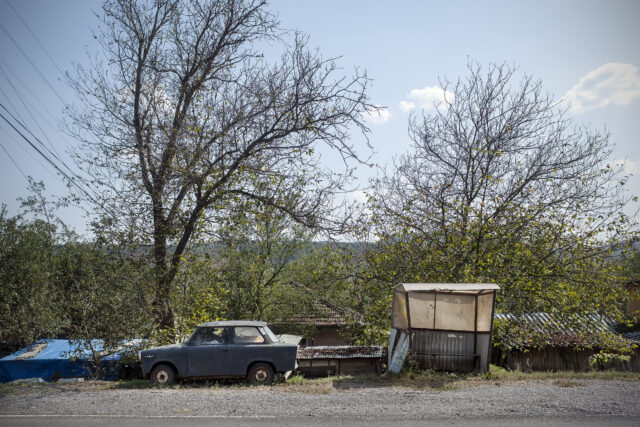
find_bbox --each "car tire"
[150,364,176,386]
[247,363,274,385]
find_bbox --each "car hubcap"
[254,369,268,382]
[156,371,168,384]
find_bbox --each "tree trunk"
[153,221,175,332]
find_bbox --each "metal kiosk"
[388,283,500,372]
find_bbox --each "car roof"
[197,320,267,327]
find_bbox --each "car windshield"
[262,326,279,343]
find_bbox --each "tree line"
[1,0,638,364]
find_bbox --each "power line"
[6,0,65,77]
[0,63,62,158]
[0,138,28,181]
[0,106,97,204]
[0,22,66,105]
[0,59,61,126]
[0,103,67,173]
[0,102,76,179]
[0,81,27,124]
[0,123,55,177]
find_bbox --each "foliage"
[348,62,637,347]
[0,207,62,348]
[0,183,152,377]
[158,254,229,343]
[213,197,314,322]
[68,0,372,332]
[56,241,152,377]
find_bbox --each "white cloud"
[362,105,391,124]
[399,85,453,112]
[565,63,640,113]
[399,101,416,112]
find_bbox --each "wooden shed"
[492,313,640,372]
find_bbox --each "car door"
[229,326,269,376]
[186,327,232,377]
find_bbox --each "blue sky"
[0,0,639,235]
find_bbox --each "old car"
[139,321,297,385]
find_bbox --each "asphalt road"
[1,415,639,427]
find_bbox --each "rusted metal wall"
[410,330,492,372]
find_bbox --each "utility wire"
[0,82,27,124]
[0,22,66,105]
[0,102,80,181]
[0,139,28,180]
[0,64,62,158]
[6,0,66,77]
[0,123,55,176]
[0,59,61,126]
[0,108,97,203]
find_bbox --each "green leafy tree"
[0,183,152,376]
[165,254,229,342]
[57,241,152,378]
[0,207,62,349]
[213,194,316,326]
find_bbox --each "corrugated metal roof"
[494,313,617,347]
[397,283,500,292]
[622,331,640,343]
[297,345,383,360]
[273,300,363,327]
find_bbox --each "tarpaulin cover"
[0,339,138,383]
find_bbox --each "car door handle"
[221,347,230,351]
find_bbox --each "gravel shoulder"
[1,378,639,420]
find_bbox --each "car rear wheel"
[150,364,176,386]
[247,363,274,385]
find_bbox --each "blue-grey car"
[139,321,297,385]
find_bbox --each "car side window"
[189,327,229,345]
[233,327,265,344]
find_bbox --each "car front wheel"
[150,364,176,386]
[247,363,274,385]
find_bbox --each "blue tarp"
[0,339,139,383]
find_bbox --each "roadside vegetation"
[1,0,639,378]
[2,366,640,399]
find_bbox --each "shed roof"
[622,331,640,344]
[197,320,267,327]
[272,299,363,328]
[494,313,616,347]
[396,283,500,292]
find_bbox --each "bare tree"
[372,61,632,279]
[67,0,372,331]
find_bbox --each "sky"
[0,0,639,236]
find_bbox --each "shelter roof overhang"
[395,283,500,293]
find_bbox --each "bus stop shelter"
[389,283,500,372]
